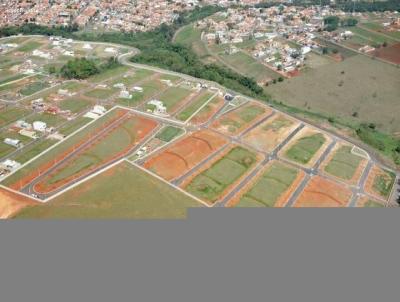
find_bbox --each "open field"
[188,96,225,125]
[184,146,259,204]
[373,43,400,64]
[117,79,166,108]
[32,114,158,194]
[155,126,184,143]
[156,86,194,113]
[84,87,116,99]
[175,90,215,121]
[211,102,271,136]
[364,165,396,201]
[322,144,366,184]
[0,187,38,219]
[356,196,385,208]
[13,162,201,219]
[12,139,57,164]
[143,130,227,181]
[242,113,299,153]
[219,51,280,82]
[267,54,400,134]
[59,97,93,113]
[281,128,329,167]
[0,107,31,127]
[230,161,303,208]
[294,176,352,207]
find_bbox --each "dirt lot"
[293,176,352,207]
[0,188,38,219]
[211,102,272,136]
[373,43,400,65]
[356,195,386,208]
[267,54,400,134]
[242,113,300,153]
[143,130,227,181]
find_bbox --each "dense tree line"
[60,57,121,79]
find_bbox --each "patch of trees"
[341,18,358,27]
[60,58,99,79]
[324,16,340,32]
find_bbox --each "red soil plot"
[32,115,158,194]
[143,130,227,181]
[293,176,352,208]
[373,43,400,65]
[0,187,38,219]
[188,96,225,125]
[9,109,131,191]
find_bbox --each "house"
[119,89,131,99]
[19,129,39,140]
[147,100,167,115]
[133,86,144,93]
[33,121,47,132]
[4,138,23,148]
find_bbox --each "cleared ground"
[365,165,396,200]
[0,187,38,219]
[13,162,201,219]
[267,54,400,134]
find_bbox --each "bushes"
[60,58,99,79]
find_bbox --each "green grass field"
[219,51,280,81]
[236,104,266,123]
[59,117,92,136]
[0,74,25,86]
[176,91,214,121]
[236,162,299,207]
[158,86,192,111]
[186,146,257,203]
[324,146,363,180]
[155,126,184,142]
[26,112,65,127]
[59,98,92,113]
[363,200,385,208]
[350,26,397,45]
[14,162,201,219]
[373,170,396,198]
[109,69,154,86]
[285,133,326,165]
[19,81,50,96]
[0,107,31,127]
[87,65,130,83]
[84,88,116,99]
[267,54,400,135]
[117,80,164,107]
[16,40,43,52]
[12,139,57,164]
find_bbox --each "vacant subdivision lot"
[0,107,31,127]
[188,96,225,125]
[356,196,385,208]
[143,130,227,181]
[230,161,304,208]
[155,126,184,143]
[293,176,353,208]
[373,43,400,65]
[242,113,299,153]
[117,79,166,108]
[364,165,396,201]
[267,54,400,134]
[0,187,38,219]
[183,146,260,204]
[280,127,330,168]
[13,162,201,219]
[211,102,271,136]
[322,144,367,184]
[156,86,194,113]
[175,90,215,122]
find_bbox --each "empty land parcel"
[267,54,400,135]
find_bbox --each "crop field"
[0,187,38,219]
[322,144,366,184]
[281,128,329,167]
[183,146,259,204]
[219,51,280,82]
[365,165,396,201]
[155,126,184,143]
[188,96,225,125]
[242,114,299,153]
[294,176,352,207]
[14,162,201,219]
[31,114,158,194]
[156,86,194,113]
[143,130,227,181]
[267,54,400,134]
[230,161,303,208]
[175,90,215,122]
[211,102,271,136]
